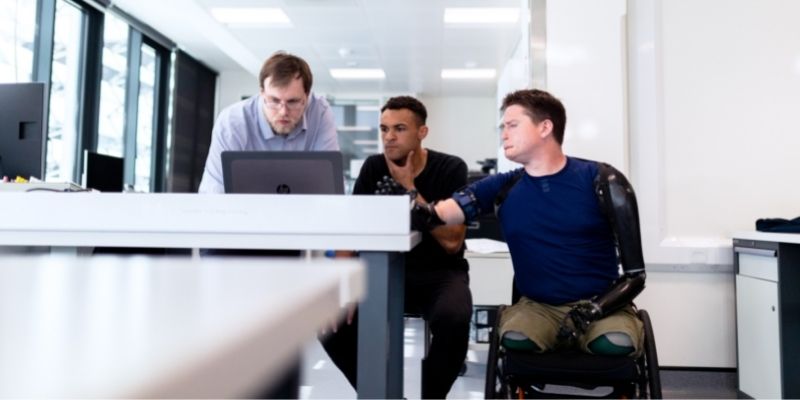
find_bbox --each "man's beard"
[392,157,408,166]
[388,153,408,166]
[268,120,297,136]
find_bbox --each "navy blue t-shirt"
[468,157,618,304]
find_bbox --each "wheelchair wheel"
[484,305,506,399]
[638,309,662,399]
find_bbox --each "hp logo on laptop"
[276,184,291,194]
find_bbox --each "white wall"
[546,0,628,173]
[631,0,800,266]
[418,96,498,171]
[659,0,800,239]
[626,0,800,368]
[216,69,259,116]
[496,38,529,173]
[497,0,628,174]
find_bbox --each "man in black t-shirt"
[321,96,472,399]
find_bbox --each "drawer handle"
[734,247,776,257]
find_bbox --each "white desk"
[732,231,800,399]
[0,255,364,398]
[0,193,420,399]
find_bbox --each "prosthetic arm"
[376,175,448,231]
[558,162,646,341]
[408,186,480,231]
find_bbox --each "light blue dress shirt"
[198,92,340,193]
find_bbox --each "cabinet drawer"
[737,251,778,282]
[735,275,782,398]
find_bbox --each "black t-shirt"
[354,149,469,271]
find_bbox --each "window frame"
[31,0,174,190]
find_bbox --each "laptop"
[221,151,344,194]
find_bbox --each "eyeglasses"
[264,97,305,111]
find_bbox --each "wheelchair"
[484,297,662,399]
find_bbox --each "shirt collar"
[257,94,309,141]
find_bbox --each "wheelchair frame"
[484,305,662,399]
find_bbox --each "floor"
[300,318,738,399]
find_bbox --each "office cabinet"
[466,251,512,344]
[735,252,780,399]
[466,251,513,306]
[733,233,800,399]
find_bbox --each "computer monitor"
[84,150,124,192]
[222,151,344,194]
[0,82,47,180]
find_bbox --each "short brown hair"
[381,96,427,126]
[258,51,313,94]
[501,89,567,145]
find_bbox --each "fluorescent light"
[338,126,373,132]
[330,69,386,80]
[353,140,379,145]
[441,69,496,79]
[444,8,519,24]
[210,7,291,26]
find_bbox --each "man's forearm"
[429,224,466,254]
[434,198,466,225]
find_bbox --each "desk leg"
[357,251,405,399]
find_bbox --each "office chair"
[483,284,662,399]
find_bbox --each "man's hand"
[557,302,602,343]
[385,150,416,190]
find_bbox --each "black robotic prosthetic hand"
[410,201,444,231]
[374,175,443,231]
[556,272,646,343]
[557,302,602,343]
[374,175,408,195]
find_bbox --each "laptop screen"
[221,151,344,194]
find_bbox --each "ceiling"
[110,0,524,97]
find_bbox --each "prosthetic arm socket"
[590,163,646,318]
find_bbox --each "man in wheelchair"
[412,88,646,358]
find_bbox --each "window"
[45,0,85,182]
[329,98,381,193]
[96,13,129,157]
[17,0,177,189]
[133,43,157,191]
[0,0,37,82]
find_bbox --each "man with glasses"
[199,51,339,193]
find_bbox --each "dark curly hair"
[381,96,427,126]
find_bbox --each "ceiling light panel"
[444,8,519,24]
[330,68,386,80]
[210,7,292,26]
